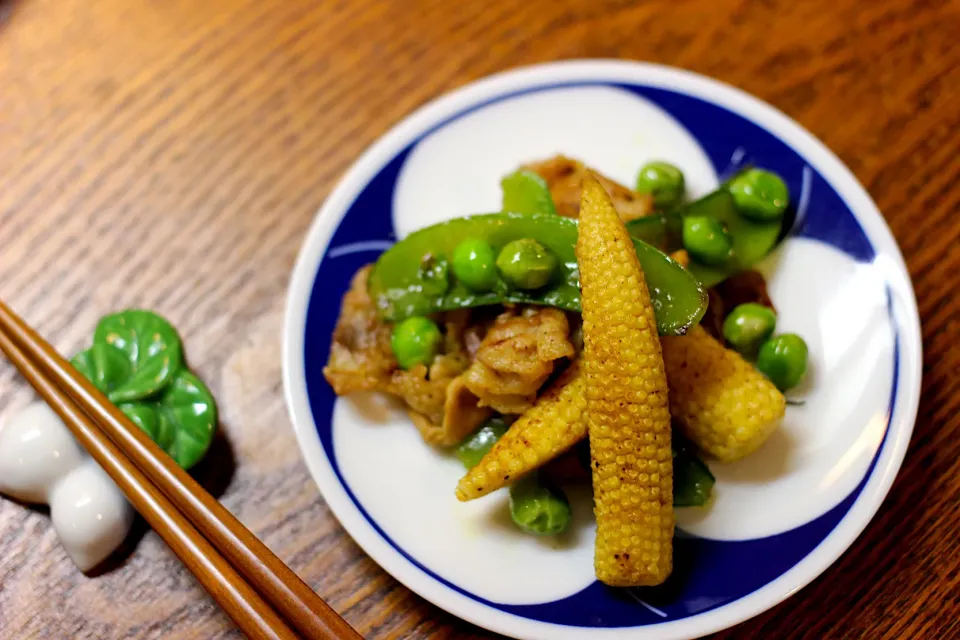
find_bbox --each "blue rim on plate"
[283,61,921,640]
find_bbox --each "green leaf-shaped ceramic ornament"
[156,371,217,469]
[71,310,216,470]
[93,310,183,403]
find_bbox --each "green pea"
[723,303,777,355]
[509,474,571,536]
[727,169,789,221]
[496,238,558,290]
[756,333,808,391]
[390,316,442,370]
[455,417,510,469]
[417,254,450,297]
[451,238,498,292]
[682,215,733,266]
[636,161,685,209]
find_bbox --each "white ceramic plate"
[282,61,921,639]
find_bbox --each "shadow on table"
[89,425,237,576]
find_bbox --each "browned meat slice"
[463,306,576,414]
[714,269,776,313]
[323,265,396,396]
[324,266,489,446]
[702,288,727,343]
[521,155,654,221]
[408,377,492,447]
[701,270,776,343]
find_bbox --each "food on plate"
[635,160,685,210]
[454,416,511,468]
[508,473,572,536]
[324,153,810,587]
[662,326,785,462]
[727,168,790,221]
[451,238,499,293]
[495,238,559,290]
[577,174,673,586]
[756,333,809,391]
[683,215,734,266]
[367,211,706,334]
[520,155,653,221]
[722,302,778,355]
[461,306,574,414]
[455,415,572,535]
[391,316,443,370]
[456,360,586,501]
[670,189,782,287]
[501,170,558,216]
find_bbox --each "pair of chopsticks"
[0,301,362,640]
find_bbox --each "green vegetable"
[672,431,715,507]
[508,473,571,536]
[756,333,808,391]
[455,420,571,536]
[683,216,733,266]
[728,169,789,222]
[417,254,450,297]
[369,213,707,336]
[722,303,777,355]
[390,316,442,370]
[674,190,783,288]
[623,214,671,251]
[501,170,557,215]
[451,238,498,293]
[454,420,713,511]
[71,310,216,470]
[496,238,558,290]
[455,417,510,469]
[636,161,685,209]
[91,310,183,403]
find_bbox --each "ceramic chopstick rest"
[0,402,135,572]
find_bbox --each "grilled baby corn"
[455,361,586,501]
[661,325,785,462]
[578,174,673,587]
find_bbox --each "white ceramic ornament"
[0,402,135,571]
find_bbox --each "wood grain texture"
[1,0,958,638]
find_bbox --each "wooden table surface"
[1,0,958,638]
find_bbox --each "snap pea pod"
[369,213,707,336]
[681,190,781,287]
[508,474,571,536]
[672,430,716,507]
[455,417,511,469]
[501,170,557,215]
[622,214,672,251]
[625,189,782,288]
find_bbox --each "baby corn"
[578,174,673,587]
[661,325,785,462]
[455,361,586,501]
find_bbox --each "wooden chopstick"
[0,324,298,640]
[0,301,361,640]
